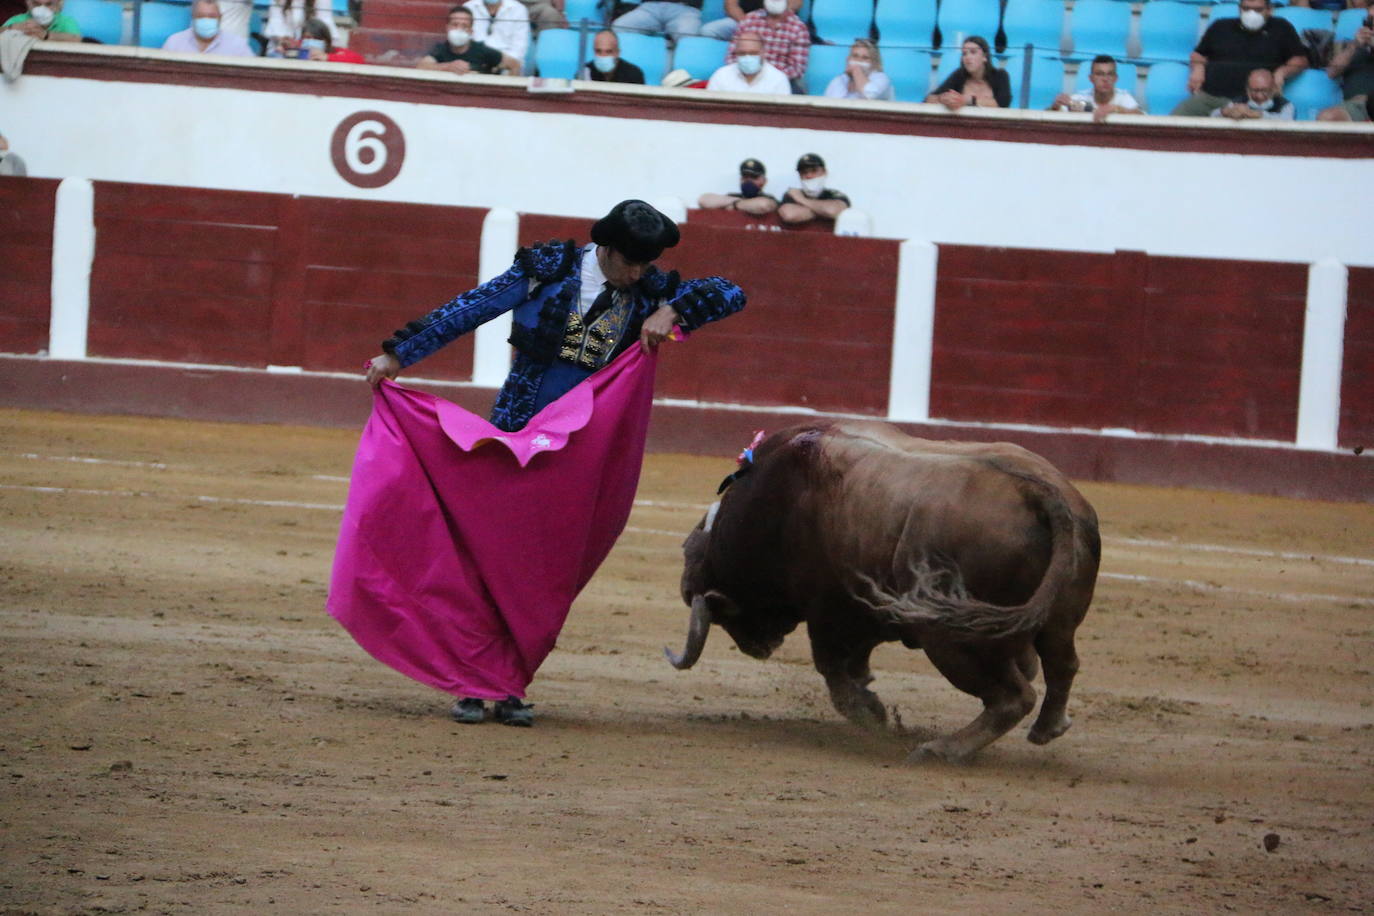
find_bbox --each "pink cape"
[327,343,660,700]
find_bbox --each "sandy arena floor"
[0,407,1371,915]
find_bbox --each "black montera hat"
[796,152,825,171]
[739,158,766,177]
[591,199,680,263]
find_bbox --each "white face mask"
[800,175,826,195]
[1247,94,1275,110]
[736,54,762,76]
[763,0,787,14]
[1239,8,1265,30]
[448,28,471,46]
[30,4,55,25]
[848,57,872,73]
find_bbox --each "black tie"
[585,282,615,323]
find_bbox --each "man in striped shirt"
[725,0,810,93]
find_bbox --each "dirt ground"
[1,407,1371,915]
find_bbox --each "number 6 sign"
[330,111,406,189]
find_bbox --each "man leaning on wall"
[1,0,80,42]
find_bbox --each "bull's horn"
[664,593,712,670]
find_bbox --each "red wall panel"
[931,245,1306,441]
[519,214,898,415]
[0,178,58,354]
[1342,267,1374,450]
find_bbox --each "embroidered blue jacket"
[383,240,747,432]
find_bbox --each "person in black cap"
[696,157,779,216]
[779,152,851,226]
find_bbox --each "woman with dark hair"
[926,36,1011,110]
[297,17,364,62]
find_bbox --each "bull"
[667,421,1101,763]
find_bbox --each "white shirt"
[578,246,608,317]
[464,0,529,62]
[1067,87,1140,111]
[706,60,792,95]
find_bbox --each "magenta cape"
[327,344,659,700]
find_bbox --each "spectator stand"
[63,0,124,44]
[122,0,356,53]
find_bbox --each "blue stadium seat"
[1274,6,1336,33]
[811,0,875,44]
[882,46,934,99]
[671,34,727,81]
[1067,0,1131,58]
[136,1,190,47]
[700,0,726,22]
[1000,0,1065,54]
[616,30,668,84]
[65,0,124,44]
[564,0,603,27]
[1208,4,1240,26]
[875,0,937,48]
[804,41,850,93]
[1334,7,1366,41]
[533,28,582,79]
[1138,1,1203,62]
[1283,68,1341,119]
[1144,60,1191,113]
[1003,50,1064,107]
[1075,59,1137,95]
[935,0,1000,49]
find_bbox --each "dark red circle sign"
[330,111,405,188]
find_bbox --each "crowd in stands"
[4,0,1372,121]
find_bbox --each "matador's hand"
[367,353,401,387]
[639,305,680,354]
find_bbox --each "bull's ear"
[702,590,741,619]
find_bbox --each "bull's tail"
[852,470,1081,643]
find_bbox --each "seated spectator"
[1,0,80,42]
[823,39,894,101]
[701,0,802,42]
[1049,55,1141,121]
[465,0,529,75]
[778,153,850,226]
[723,0,808,93]
[697,157,779,215]
[418,6,504,75]
[265,0,337,58]
[1172,0,1306,117]
[612,0,701,43]
[926,37,1011,110]
[1287,0,1362,9]
[290,17,364,63]
[0,132,27,176]
[584,28,644,83]
[706,30,791,93]
[161,0,254,55]
[1318,15,1373,121]
[516,0,565,33]
[1210,66,1295,119]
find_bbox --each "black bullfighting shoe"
[449,697,487,724]
[493,696,534,727]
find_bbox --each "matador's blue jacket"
[383,240,747,432]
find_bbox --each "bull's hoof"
[907,739,973,765]
[1027,714,1071,745]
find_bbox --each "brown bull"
[668,421,1101,763]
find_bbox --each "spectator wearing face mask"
[583,29,644,83]
[723,0,809,94]
[1210,67,1295,119]
[706,30,791,94]
[290,18,364,63]
[417,6,503,75]
[697,158,780,216]
[1,0,81,42]
[824,39,894,101]
[161,0,254,55]
[1172,0,1306,117]
[264,0,337,58]
[464,0,529,75]
[778,153,850,226]
[700,0,803,42]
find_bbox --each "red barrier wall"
[1343,266,1374,450]
[88,183,485,380]
[0,178,58,355]
[520,214,898,415]
[931,245,1306,440]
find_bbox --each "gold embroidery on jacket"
[558,292,632,370]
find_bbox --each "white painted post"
[887,239,939,423]
[833,208,872,237]
[472,207,519,387]
[1295,258,1349,451]
[48,178,96,360]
